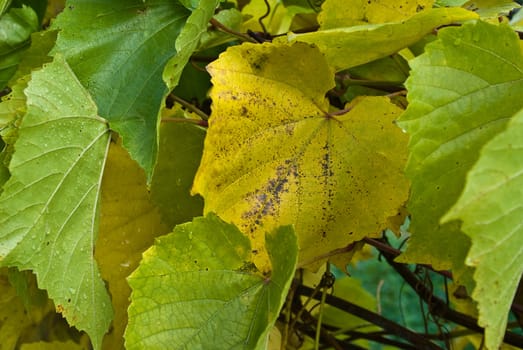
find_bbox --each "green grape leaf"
[396,21,523,279]
[0,0,11,16]
[0,30,57,173]
[347,55,409,86]
[0,5,39,89]
[278,7,478,71]
[192,42,409,271]
[7,268,48,311]
[172,62,212,104]
[125,214,298,350]
[8,29,58,85]
[163,0,219,91]
[0,55,112,349]
[52,1,201,180]
[464,0,520,19]
[151,119,204,229]
[96,143,169,350]
[0,75,27,127]
[442,108,523,350]
[0,152,8,188]
[199,8,243,50]
[319,0,434,28]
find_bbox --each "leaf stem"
[169,94,209,121]
[258,0,271,34]
[315,271,329,350]
[209,18,258,43]
[385,90,407,98]
[363,237,452,279]
[297,243,356,268]
[281,279,297,348]
[328,106,354,117]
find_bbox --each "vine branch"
[169,94,209,121]
[369,238,523,348]
[209,18,257,43]
[295,284,444,350]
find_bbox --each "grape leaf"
[319,0,434,28]
[0,75,27,128]
[150,120,204,229]
[0,55,112,349]
[396,21,523,280]
[95,143,169,350]
[0,0,11,16]
[125,214,298,350]
[163,0,219,90]
[20,341,85,350]
[7,268,48,312]
[442,108,523,350]
[0,30,56,124]
[8,30,58,85]
[199,8,243,50]
[0,5,38,89]
[172,62,212,104]
[346,55,409,86]
[278,7,478,71]
[0,30,57,173]
[0,268,47,350]
[52,0,215,180]
[0,152,8,188]
[192,42,409,271]
[463,0,520,19]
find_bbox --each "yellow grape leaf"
[319,0,434,29]
[0,268,37,350]
[95,143,169,350]
[193,42,409,271]
[280,7,477,71]
[0,268,59,350]
[20,341,85,350]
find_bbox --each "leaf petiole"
[209,18,258,43]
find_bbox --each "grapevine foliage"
[0,0,522,349]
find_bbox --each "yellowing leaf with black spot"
[192,42,409,271]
